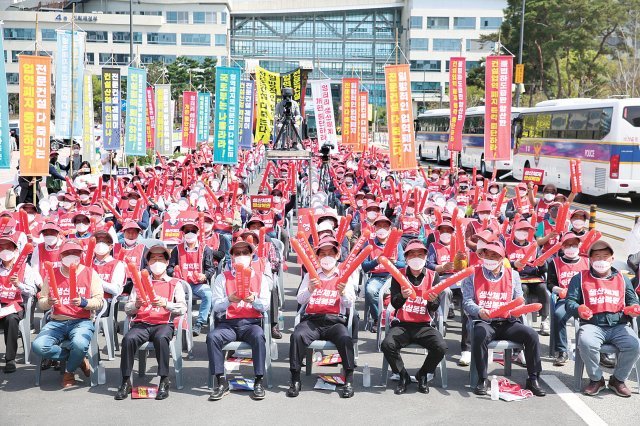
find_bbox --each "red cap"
[476,201,492,213]
[436,221,454,231]
[513,220,534,231]
[373,215,392,226]
[479,240,505,257]
[404,239,427,255]
[315,236,339,253]
[0,232,19,247]
[60,240,83,254]
[39,221,62,234]
[122,220,142,232]
[88,205,105,216]
[560,232,581,245]
[570,209,589,220]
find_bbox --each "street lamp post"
[515,0,526,107]
[129,0,133,66]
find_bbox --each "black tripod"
[273,114,303,150]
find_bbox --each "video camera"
[320,143,334,162]
[282,87,294,117]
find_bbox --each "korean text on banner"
[181,91,197,150]
[251,195,273,211]
[310,80,337,148]
[197,92,211,143]
[385,64,417,171]
[255,66,280,144]
[19,55,51,176]
[0,30,10,169]
[54,30,85,139]
[448,57,466,152]
[281,68,308,111]
[155,84,172,156]
[145,87,155,150]
[484,56,513,162]
[357,91,369,153]
[101,67,121,150]
[341,78,359,146]
[125,67,147,156]
[239,80,255,150]
[82,72,96,166]
[213,67,241,165]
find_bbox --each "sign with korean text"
[484,56,513,161]
[197,92,211,143]
[281,68,308,111]
[19,55,51,176]
[124,67,147,156]
[385,64,417,171]
[448,57,466,152]
[515,64,524,84]
[101,67,121,150]
[523,168,544,185]
[0,30,10,169]
[238,80,255,150]
[154,84,172,156]
[310,80,337,148]
[341,78,359,146]
[255,66,280,144]
[213,67,241,165]
[82,72,96,166]
[357,91,369,153]
[54,30,85,139]
[145,87,155,149]
[251,195,273,211]
[181,91,197,150]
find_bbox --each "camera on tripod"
[282,87,294,118]
[320,143,334,162]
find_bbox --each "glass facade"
[193,12,217,24]
[427,17,449,29]
[182,34,211,46]
[147,33,177,45]
[41,29,57,41]
[453,17,476,29]
[140,54,177,64]
[481,17,502,29]
[411,60,441,72]
[433,38,462,52]
[86,31,109,43]
[99,53,130,65]
[410,16,423,29]
[113,32,142,44]
[166,11,189,24]
[410,38,428,50]
[230,8,400,105]
[4,28,35,40]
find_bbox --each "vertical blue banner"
[124,67,147,156]
[238,80,255,150]
[197,92,211,143]
[55,30,85,139]
[101,67,121,150]
[213,67,241,165]
[0,30,10,169]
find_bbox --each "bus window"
[567,110,588,139]
[549,113,568,138]
[600,107,613,137]
[522,114,536,138]
[536,113,551,138]
[623,106,640,127]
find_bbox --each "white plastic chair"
[99,294,121,360]
[18,295,34,364]
[270,238,286,307]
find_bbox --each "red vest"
[553,256,589,289]
[114,243,145,280]
[94,258,121,299]
[395,269,435,323]
[519,198,532,215]
[535,199,551,222]
[305,277,341,315]
[223,262,264,319]
[57,211,75,232]
[0,267,26,309]
[369,239,396,274]
[456,193,470,208]
[580,271,625,315]
[473,266,513,311]
[254,211,275,233]
[506,240,531,263]
[37,243,62,279]
[161,219,182,243]
[469,251,481,267]
[400,216,421,235]
[51,266,93,319]
[133,278,179,324]
[213,209,233,233]
[177,244,203,285]
[204,232,220,251]
[432,242,451,265]
[543,220,561,253]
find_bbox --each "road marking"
[540,375,608,426]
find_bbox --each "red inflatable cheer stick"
[69,263,78,300]
[492,187,507,217]
[580,229,601,254]
[8,243,33,280]
[127,261,149,304]
[489,297,525,319]
[295,232,321,271]
[531,242,562,267]
[140,269,158,301]
[257,227,267,258]
[45,261,60,300]
[291,239,320,281]
[340,230,371,275]
[65,177,77,197]
[509,303,542,317]
[517,243,538,271]
[335,214,352,245]
[555,203,570,233]
[378,256,416,299]
[307,211,319,247]
[92,178,103,204]
[337,246,373,288]
[381,228,402,259]
[578,304,593,320]
[426,267,474,297]
[622,305,640,316]
[102,200,124,223]
[84,237,96,267]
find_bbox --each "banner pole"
[69,4,75,178]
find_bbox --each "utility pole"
[129,0,133,66]
[515,0,526,107]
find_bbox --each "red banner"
[145,87,155,150]
[385,64,417,171]
[357,91,369,153]
[448,57,466,152]
[484,56,513,161]
[341,78,359,146]
[181,91,197,150]
[250,195,273,211]
[523,168,544,185]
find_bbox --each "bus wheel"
[418,145,424,160]
[480,159,488,177]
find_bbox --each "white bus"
[512,98,640,201]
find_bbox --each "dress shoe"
[79,358,91,377]
[114,379,132,400]
[271,326,282,340]
[209,383,230,401]
[474,379,488,396]
[416,373,430,394]
[4,360,17,374]
[525,378,546,397]
[583,377,606,396]
[286,380,301,398]
[394,370,411,395]
[156,377,170,400]
[553,352,569,366]
[341,382,354,398]
[608,375,632,397]
[62,372,76,388]
[253,380,266,400]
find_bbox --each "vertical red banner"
[145,87,155,150]
[448,57,467,152]
[385,64,417,171]
[341,78,359,146]
[182,91,197,150]
[484,56,513,161]
[357,91,369,153]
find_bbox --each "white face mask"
[367,211,378,221]
[129,199,138,207]
[44,235,58,246]
[563,246,579,259]
[76,223,89,234]
[407,257,426,271]
[234,255,252,268]
[356,200,364,208]
[273,196,282,204]
[184,233,198,244]
[440,233,452,244]
[150,262,167,276]
[27,213,36,223]
[406,208,415,215]
[543,193,555,202]
[489,188,499,195]
[514,231,529,241]
[124,237,137,246]
[94,242,110,256]
[0,249,16,262]
[376,228,390,239]
[482,258,501,271]
[519,189,528,196]
[320,256,337,271]
[591,260,611,274]
[435,198,446,208]
[73,149,80,155]
[79,194,90,202]
[62,202,72,210]
[572,220,585,230]
[204,223,214,233]
[212,181,221,191]
[62,255,81,267]
[478,213,490,222]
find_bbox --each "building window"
[481,17,502,30]
[410,16,423,29]
[99,53,130,65]
[112,32,142,44]
[410,38,429,50]
[86,31,109,43]
[7,73,19,84]
[433,38,461,51]
[410,60,441,72]
[140,11,162,16]
[221,12,228,25]
[427,17,449,29]
[41,29,57,41]
[3,28,36,40]
[181,34,211,46]
[193,11,216,24]
[411,81,441,93]
[454,17,476,29]
[345,43,372,58]
[86,52,95,65]
[445,60,480,72]
[466,39,494,52]
[214,34,227,46]
[12,51,33,62]
[140,54,177,64]
[187,56,215,63]
[166,11,189,24]
[3,50,7,63]
[147,33,177,45]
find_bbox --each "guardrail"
[573,202,638,242]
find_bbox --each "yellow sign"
[515,64,524,84]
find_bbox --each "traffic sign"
[515,64,524,84]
